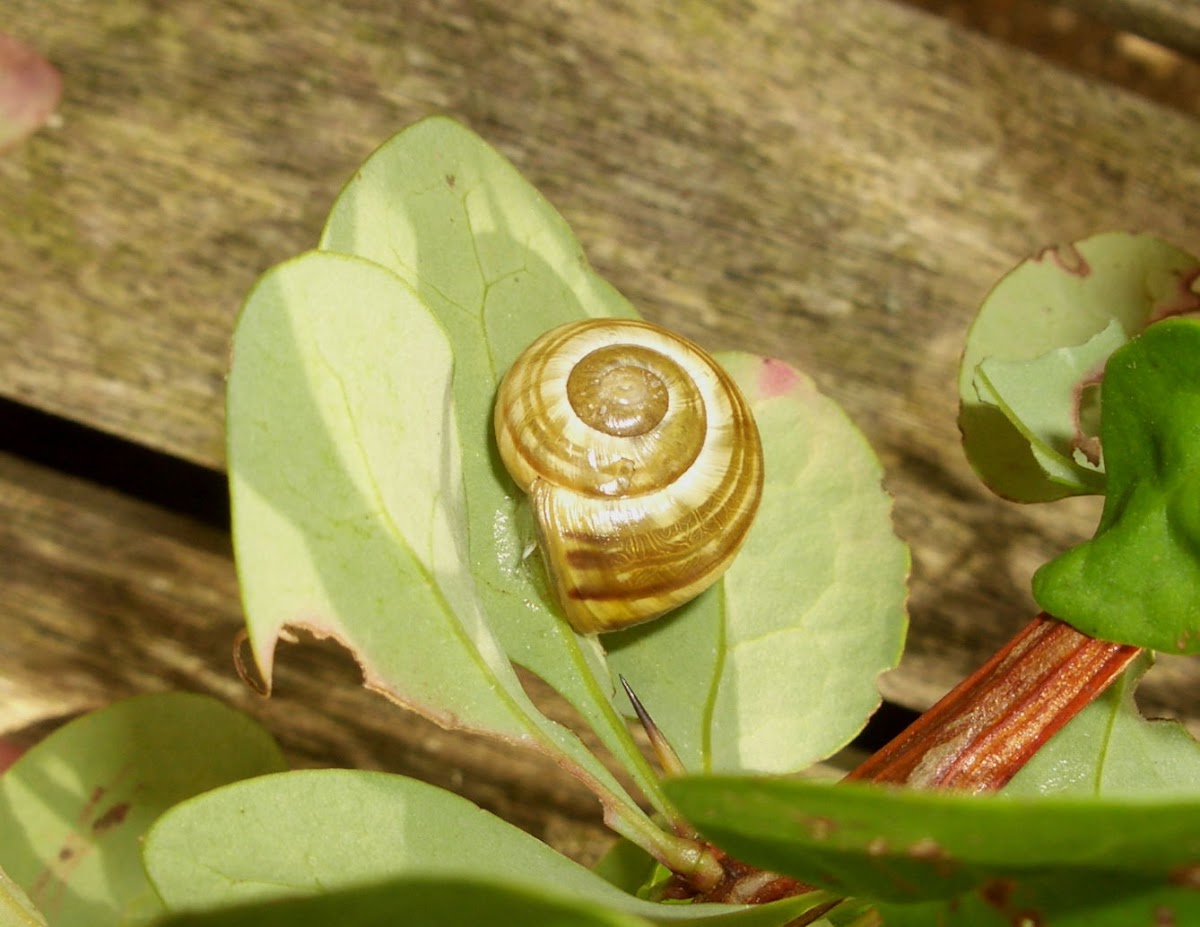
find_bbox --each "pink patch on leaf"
[758,357,799,399]
[0,33,63,153]
[0,738,24,773]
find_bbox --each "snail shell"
[494,318,764,634]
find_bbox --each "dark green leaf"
[665,775,1200,904]
[1034,318,1200,653]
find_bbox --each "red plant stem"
[670,613,1140,907]
[846,613,1142,791]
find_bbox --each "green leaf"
[314,118,907,783]
[1006,654,1200,797]
[959,233,1200,502]
[607,355,909,773]
[0,865,46,927]
[143,769,829,926]
[315,115,668,809]
[226,250,649,826]
[665,775,1200,904]
[152,877,658,927]
[0,694,286,927]
[877,879,1200,927]
[973,320,1123,494]
[1033,318,1200,653]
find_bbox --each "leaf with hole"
[959,232,1200,502]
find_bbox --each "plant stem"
[846,613,1142,790]
[601,801,725,892]
[664,613,1141,903]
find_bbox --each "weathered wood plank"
[0,451,615,865]
[3,0,1199,716]
[1056,0,1200,59]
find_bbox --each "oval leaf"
[144,769,827,926]
[316,116,669,808]
[321,119,907,776]
[226,249,648,822]
[959,233,1200,502]
[607,355,909,773]
[0,694,286,927]
[665,775,1200,904]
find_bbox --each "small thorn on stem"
[620,675,687,779]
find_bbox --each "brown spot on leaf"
[980,877,1014,909]
[92,801,131,834]
[1171,862,1200,889]
[77,785,107,826]
[445,173,456,189]
[802,815,836,840]
[57,846,73,862]
[1155,905,1176,926]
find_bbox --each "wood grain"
[0,451,615,866]
[2,2,1198,748]
[1056,0,1200,59]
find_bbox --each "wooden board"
[0,451,615,865]
[3,2,1198,733]
[1057,0,1200,58]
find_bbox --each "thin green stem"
[601,801,724,893]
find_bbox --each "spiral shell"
[494,318,763,634]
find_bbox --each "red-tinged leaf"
[0,34,61,153]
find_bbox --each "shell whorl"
[494,318,763,634]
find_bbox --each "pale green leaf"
[1006,655,1200,797]
[973,320,1123,494]
[317,115,667,809]
[608,355,909,773]
[226,249,648,822]
[143,769,829,926]
[0,694,286,927]
[959,232,1200,501]
[0,866,46,927]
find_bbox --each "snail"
[494,318,764,634]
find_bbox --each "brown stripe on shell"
[560,390,761,607]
